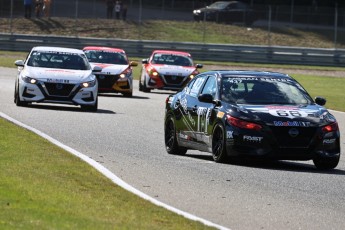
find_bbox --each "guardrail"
[1,33,345,67]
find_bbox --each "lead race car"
[165,70,341,170]
[14,46,100,111]
[83,46,138,97]
[139,50,203,92]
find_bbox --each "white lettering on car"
[227,131,234,139]
[243,135,263,143]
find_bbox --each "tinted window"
[84,50,128,65]
[190,75,207,97]
[201,76,217,98]
[221,76,313,105]
[151,53,193,66]
[27,51,90,70]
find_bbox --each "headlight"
[189,74,195,79]
[21,75,37,84]
[193,10,201,14]
[81,79,96,88]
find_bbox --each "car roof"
[83,46,125,53]
[31,46,84,54]
[206,70,291,79]
[152,50,191,57]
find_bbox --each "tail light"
[226,115,262,131]
[322,122,338,133]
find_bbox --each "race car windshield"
[27,51,90,70]
[151,54,193,66]
[85,51,128,65]
[221,77,314,105]
[208,2,229,9]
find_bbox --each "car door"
[194,75,218,147]
[178,75,208,148]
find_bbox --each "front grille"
[97,75,119,88]
[44,83,75,96]
[269,126,317,148]
[162,75,186,85]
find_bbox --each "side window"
[190,76,207,97]
[201,76,217,98]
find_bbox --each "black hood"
[225,104,336,127]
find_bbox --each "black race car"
[164,70,341,170]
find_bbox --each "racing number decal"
[197,107,211,133]
[269,109,308,119]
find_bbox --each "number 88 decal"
[269,109,308,119]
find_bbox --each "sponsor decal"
[273,121,311,127]
[47,78,70,83]
[179,132,191,140]
[217,111,225,118]
[243,135,263,143]
[323,138,336,144]
[227,131,234,139]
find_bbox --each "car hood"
[25,66,93,83]
[152,64,195,76]
[227,104,337,127]
[90,63,128,74]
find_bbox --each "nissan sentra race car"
[139,50,203,92]
[14,46,100,111]
[83,46,138,97]
[165,70,341,170]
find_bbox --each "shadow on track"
[24,104,115,114]
[184,153,345,175]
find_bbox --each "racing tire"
[139,79,143,92]
[313,155,340,170]
[212,123,228,163]
[81,98,98,112]
[14,82,28,107]
[164,116,187,155]
[142,76,151,93]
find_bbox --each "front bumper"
[19,81,97,106]
[97,74,132,94]
[225,125,341,160]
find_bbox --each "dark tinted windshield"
[221,76,313,105]
[27,51,90,70]
[151,53,193,66]
[208,1,229,9]
[84,50,128,65]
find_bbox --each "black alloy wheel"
[212,123,228,163]
[165,116,187,155]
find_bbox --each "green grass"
[292,74,345,111]
[1,18,345,48]
[0,118,215,229]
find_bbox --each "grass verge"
[0,117,215,229]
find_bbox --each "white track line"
[0,112,229,230]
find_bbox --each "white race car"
[83,46,138,97]
[139,50,203,92]
[14,46,100,111]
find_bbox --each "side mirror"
[196,63,203,69]
[142,59,148,64]
[198,94,214,103]
[15,60,24,67]
[92,66,102,73]
[315,96,326,106]
[130,61,138,67]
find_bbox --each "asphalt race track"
[1,67,345,230]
